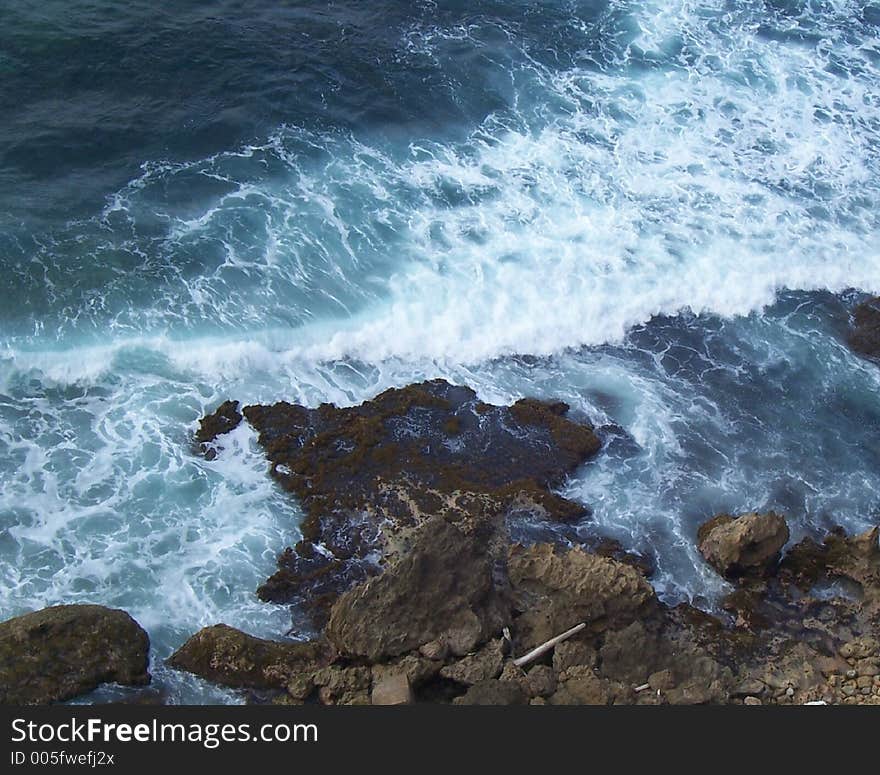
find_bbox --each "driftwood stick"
[512,622,586,668]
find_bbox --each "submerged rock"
[847,297,880,360]
[0,605,150,705]
[697,511,790,578]
[202,379,600,623]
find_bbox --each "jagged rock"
[525,665,557,698]
[325,516,508,661]
[663,654,732,705]
[840,637,879,660]
[507,543,656,651]
[313,665,371,705]
[419,640,449,661]
[731,678,767,698]
[648,669,675,692]
[781,526,880,620]
[439,640,504,685]
[0,605,150,705]
[697,511,790,578]
[203,379,600,622]
[552,639,597,672]
[848,297,880,359]
[195,400,243,460]
[371,673,414,705]
[599,621,660,684]
[454,679,527,705]
[167,624,325,690]
[371,654,442,689]
[550,666,619,705]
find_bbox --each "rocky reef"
[0,604,150,705]
[171,383,880,705]
[197,379,601,625]
[848,296,880,360]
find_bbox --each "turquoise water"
[1,1,880,703]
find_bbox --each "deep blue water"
[1,0,880,703]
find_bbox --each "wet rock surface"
[173,381,880,705]
[211,379,601,624]
[847,296,880,360]
[325,516,509,661]
[0,605,150,705]
[195,400,243,460]
[167,624,326,691]
[697,511,790,578]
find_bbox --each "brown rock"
[419,640,448,661]
[454,679,527,705]
[439,640,504,685]
[314,665,371,705]
[371,654,441,690]
[697,511,789,577]
[371,673,413,705]
[525,665,557,698]
[167,624,324,690]
[508,543,655,651]
[550,666,615,705]
[552,639,597,672]
[195,400,243,459]
[599,621,659,683]
[325,516,508,661]
[648,669,675,692]
[229,380,600,621]
[0,605,150,705]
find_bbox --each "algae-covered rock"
[202,379,600,622]
[0,604,150,705]
[167,623,325,690]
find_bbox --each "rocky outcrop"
[848,297,880,360]
[195,400,243,460]
[507,543,656,651]
[198,380,601,625]
[167,624,325,691]
[167,518,880,705]
[697,511,789,577]
[325,516,509,661]
[0,605,150,705]
[179,382,880,706]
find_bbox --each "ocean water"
[1,0,880,703]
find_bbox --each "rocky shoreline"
[163,509,880,706]
[3,301,880,705]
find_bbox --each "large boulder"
[325,516,509,661]
[195,400,243,459]
[847,297,880,360]
[507,543,656,651]
[167,624,325,690]
[0,605,150,705]
[697,512,789,578]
